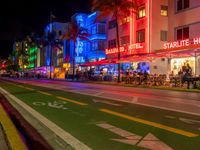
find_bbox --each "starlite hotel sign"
[163,37,200,50]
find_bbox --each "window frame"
[176,26,189,40]
[137,6,146,19]
[160,5,168,16]
[136,29,145,43]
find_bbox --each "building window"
[59,30,62,36]
[108,39,116,48]
[177,0,190,11]
[161,5,168,16]
[136,30,145,43]
[91,40,105,51]
[108,20,117,29]
[97,24,106,34]
[98,40,106,50]
[91,25,97,34]
[137,6,146,19]
[160,31,168,41]
[120,36,130,46]
[120,17,130,25]
[176,27,189,40]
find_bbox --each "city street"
[0,77,200,150]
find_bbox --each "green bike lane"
[0,81,200,150]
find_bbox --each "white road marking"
[179,118,200,124]
[132,97,138,103]
[165,115,176,119]
[0,87,91,150]
[93,99,121,106]
[137,133,173,150]
[97,123,173,150]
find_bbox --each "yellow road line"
[100,109,198,138]
[37,91,52,96]
[56,96,88,106]
[16,85,24,88]
[0,104,27,150]
[25,87,34,91]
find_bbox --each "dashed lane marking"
[37,91,52,96]
[99,109,199,138]
[25,87,35,91]
[56,96,88,106]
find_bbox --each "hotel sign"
[163,37,200,50]
[106,43,144,55]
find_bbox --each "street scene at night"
[0,0,200,150]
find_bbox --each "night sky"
[0,0,91,59]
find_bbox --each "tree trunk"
[115,13,121,83]
[49,45,52,79]
[72,41,76,81]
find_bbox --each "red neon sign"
[163,37,200,50]
[105,47,125,55]
[106,43,144,55]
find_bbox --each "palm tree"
[41,30,62,79]
[92,0,138,82]
[62,20,90,80]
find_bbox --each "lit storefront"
[156,37,200,76]
[171,57,195,75]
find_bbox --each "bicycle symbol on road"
[33,100,68,110]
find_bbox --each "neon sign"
[128,43,143,51]
[105,47,125,55]
[106,43,144,55]
[163,37,200,50]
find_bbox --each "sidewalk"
[40,77,200,93]
[0,125,9,150]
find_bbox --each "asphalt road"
[3,78,200,116]
[1,77,200,150]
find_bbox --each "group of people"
[178,63,192,77]
[176,63,193,86]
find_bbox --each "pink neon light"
[147,0,150,53]
[106,47,125,55]
[163,37,200,49]
[106,43,144,55]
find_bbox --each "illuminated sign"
[106,47,125,55]
[106,43,144,55]
[163,37,200,50]
[75,57,85,63]
[128,43,144,54]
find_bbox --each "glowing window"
[161,5,168,16]
[137,7,145,19]
[120,17,130,25]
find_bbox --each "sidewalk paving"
[0,125,9,150]
[10,77,200,93]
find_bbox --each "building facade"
[104,0,200,77]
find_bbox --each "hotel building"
[104,0,200,76]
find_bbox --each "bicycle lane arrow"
[97,123,173,150]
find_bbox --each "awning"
[79,59,117,67]
[155,48,200,58]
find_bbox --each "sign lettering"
[163,37,200,50]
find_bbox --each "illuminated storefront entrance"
[171,57,195,75]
